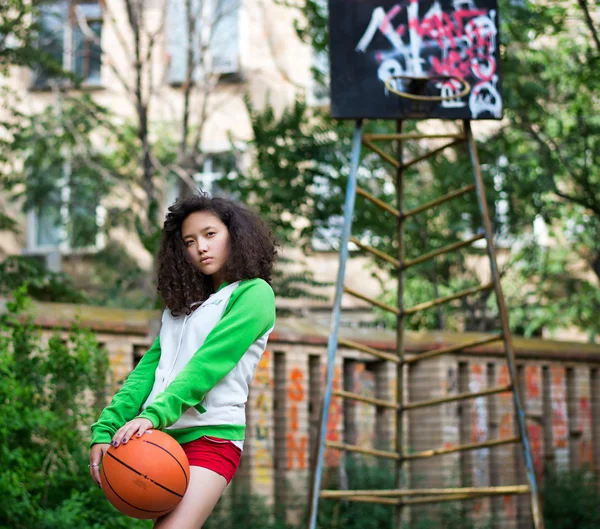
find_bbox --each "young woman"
[88,193,277,528]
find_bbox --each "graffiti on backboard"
[355,0,501,118]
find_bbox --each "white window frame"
[193,157,225,195]
[164,151,238,210]
[32,0,104,88]
[23,161,106,256]
[165,0,242,86]
[24,202,106,255]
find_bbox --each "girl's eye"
[207,232,216,237]
[185,240,194,247]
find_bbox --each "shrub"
[205,492,293,529]
[0,287,149,529]
[315,456,396,529]
[542,467,600,529]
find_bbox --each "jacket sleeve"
[137,280,275,430]
[90,336,162,445]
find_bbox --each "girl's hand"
[111,418,154,447]
[89,443,110,487]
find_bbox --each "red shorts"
[180,436,242,484]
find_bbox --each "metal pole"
[464,120,545,529]
[394,119,406,529]
[307,120,364,529]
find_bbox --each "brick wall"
[12,300,600,527]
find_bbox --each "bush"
[204,492,293,529]
[315,456,396,529]
[314,456,497,529]
[0,287,149,529]
[542,468,600,529]
[0,256,86,303]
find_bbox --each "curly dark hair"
[157,192,277,316]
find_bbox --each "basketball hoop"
[384,75,471,102]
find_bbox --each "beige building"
[0,0,387,320]
[1,0,311,255]
[0,1,592,340]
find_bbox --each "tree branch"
[149,150,197,194]
[514,115,600,216]
[73,5,133,94]
[99,0,135,58]
[141,1,167,102]
[577,0,600,53]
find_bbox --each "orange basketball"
[101,430,190,519]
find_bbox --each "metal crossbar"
[401,184,475,219]
[403,436,521,460]
[401,138,466,169]
[403,333,503,365]
[307,120,545,529]
[320,485,530,498]
[356,186,400,217]
[403,282,494,315]
[332,389,400,409]
[343,285,400,314]
[350,236,400,267]
[325,441,401,460]
[337,336,400,363]
[403,384,513,410]
[401,234,485,270]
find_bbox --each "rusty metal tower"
[307,1,544,528]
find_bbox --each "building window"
[164,152,238,211]
[33,0,103,88]
[307,48,330,108]
[26,165,105,253]
[194,152,237,196]
[27,200,105,252]
[165,0,241,85]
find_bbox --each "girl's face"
[181,210,231,288]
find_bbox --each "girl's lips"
[200,257,213,264]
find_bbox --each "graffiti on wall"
[497,364,516,518]
[322,365,343,467]
[110,344,133,391]
[253,350,273,485]
[497,365,513,439]
[354,0,501,118]
[576,372,593,467]
[441,365,459,481]
[525,366,544,480]
[470,363,489,516]
[551,366,569,469]
[287,367,308,470]
[354,364,377,448]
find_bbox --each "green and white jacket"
[90,279,275,447]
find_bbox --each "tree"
[0,1,45,73]
[241,0,600,338]
[1,0,328,307]
[1,1,244,305]
[0,0,60,232]
[481,0,600,338]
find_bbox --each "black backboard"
[328,0,503,120]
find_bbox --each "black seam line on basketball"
[142,439,189,489]
[102,465,169,513]
[105,450,184,498]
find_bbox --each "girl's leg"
[154,466,228,529]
